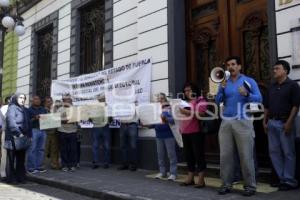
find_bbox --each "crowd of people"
[0,56,299,197]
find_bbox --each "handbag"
[13,135,31,150]
[4,135,31,150]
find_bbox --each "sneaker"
[61,167,69,172]
[218,187,231,195]
[270,182,280,187]
[37,168,47,173]
[92,164,99,169]
[278,183,297,191]
[117,165,129,170]
[129,165,137,171]
[69,167,76,172]
[76,163,80,168]
[167,174,176,181]
[155,173,165,179]
[242,189,256,196]
[27,169,38,174]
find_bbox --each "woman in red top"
[179,83,207,188]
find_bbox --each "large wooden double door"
[186,0,271,166]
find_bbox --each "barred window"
[79,1,105,74]
[36,26,53,97]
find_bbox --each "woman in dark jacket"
[5,93,31,184]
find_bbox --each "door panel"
[186,0,271,166]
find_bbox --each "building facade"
[1,0,300,169]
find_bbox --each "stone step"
[177,162,272,183]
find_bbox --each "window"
[79,1,105,74]
[36,26,53,97]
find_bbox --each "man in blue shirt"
[27,95,47,173]
[215,56,262,196]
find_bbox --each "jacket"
[5,93,32,141]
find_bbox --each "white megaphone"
[210,67,230,83]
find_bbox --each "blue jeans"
[26,128,47,170]
[268,119,297,187]
[59,132,77,168]
[120,123,138,166]
[156,138,177,176]
[92,125,111,165]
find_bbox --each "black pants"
[182,132,206,172]
[76,141,81,164]
[6,149,26,183]
[59,132,77,168]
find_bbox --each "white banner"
[51,58,152,106]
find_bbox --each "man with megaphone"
[215,56,262,196]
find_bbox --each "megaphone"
[210,67,230,83]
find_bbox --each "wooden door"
[186,0,271,166]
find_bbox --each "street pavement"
[26,164,300,200]
[0,181,98,200]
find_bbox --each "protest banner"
[168,99,184,148]
[51,58,152,107]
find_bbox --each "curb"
[27,175,140,200]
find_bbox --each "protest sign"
[39,113,61,130]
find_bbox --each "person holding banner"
[57,95,78,172]
[118,109,139,172]
[179,83,207,188]
[27,95,47,173]
[43,96,60,170]
[91,118,111,169]
[149,93,177,181]
[89,96,111,169]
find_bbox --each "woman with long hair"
[179,83,207,188]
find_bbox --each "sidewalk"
[27,164,300,200]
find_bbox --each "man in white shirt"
[57,95,78,172]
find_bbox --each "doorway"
[186,0,271,167]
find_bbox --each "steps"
[177,162,272,183]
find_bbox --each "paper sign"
[39,113,61,130]
[136,103,162,125]
[78,103,106,120]
[108,103,136,117]
[64,107,80,123]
